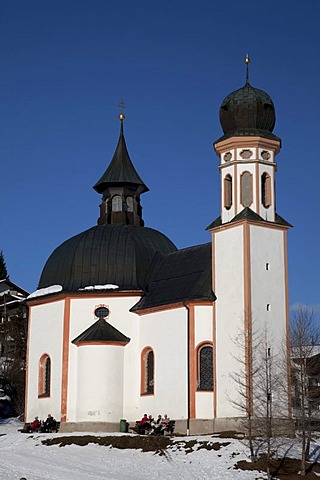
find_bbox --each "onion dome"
[38,224,177,292]
[217,56,279,142]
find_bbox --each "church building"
[25,61,292,434]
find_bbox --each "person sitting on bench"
[138,414,149,434]
[43,414,57,432]
[29,416,40,432]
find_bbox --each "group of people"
[138,413,170,435]
[24,414,57,433]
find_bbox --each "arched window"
[224,174,232,210]
[240,171,253,207]
[197,344,213,391]
[261,173,271,208]
[112,195,122,212]
[141,347,154,395]
[126,196,134,212]
[38,354,51,397]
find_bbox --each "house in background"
[0,278,29,416]
[25,61,292,434]
[0,278,28,363]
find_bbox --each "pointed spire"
[93,115,149,195]
[93,110,149,227]
[245,53,250,85]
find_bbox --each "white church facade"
[25,62,292,434]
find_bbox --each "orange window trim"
[196,341,214,392]
[38,353,51,398]
[140,346,155,396]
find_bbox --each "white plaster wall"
[214,226,245,417]
[250,225,289,415]
[67,296,141,422]
[196,392,213,418]
[26,300,65,422]
[136,308,187,422]
[194,305,213,347]
[76,345,124,422]
[194,305,214,418]
[250,225,287,354]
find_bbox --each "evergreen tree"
[0,251,9,280]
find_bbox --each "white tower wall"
[76,345,124,422]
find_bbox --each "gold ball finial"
[245,53,250,64]
[118,99,126,122]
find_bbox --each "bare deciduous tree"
[230,325,289,480]
[291,305,320,476]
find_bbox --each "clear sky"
[0,1,319,317]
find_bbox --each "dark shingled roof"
[131,243,215,312]
[93,123,149,194]
[72,318,130,344]
[217,82,280,143]
[38,224,177,292]
[206,208,292,230]
[215,128,281,144]
[231,207,264,222]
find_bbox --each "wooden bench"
[129,420,175,435]
[19,421,60,433]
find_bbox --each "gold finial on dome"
[245,53,250,84]
[118,99,126,122]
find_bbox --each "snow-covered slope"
[0,419,287,480]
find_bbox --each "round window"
[94,306,110,319]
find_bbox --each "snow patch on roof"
[79,284,119,291]
[27,285,63,299]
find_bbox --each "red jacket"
[30,419,40,430]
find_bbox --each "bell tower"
[208,57,292,424]
[215,55,281,224]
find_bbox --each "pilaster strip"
[234,163,238,216]
[189,304,196,419]
[255,162,260,216]
[212,232,217,418]
[243,223,253,415]
[61,297,71,422]
[283,231,292,416]
[24,306,32,421]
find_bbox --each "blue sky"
[0,1,319,316]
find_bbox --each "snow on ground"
[0,419,261,480]
[0,418,310,480]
